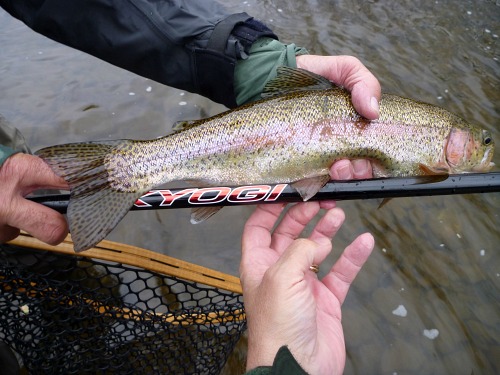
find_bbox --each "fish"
[35,67,495,252]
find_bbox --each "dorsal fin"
[172,120,199,132]
[262,67,334,98]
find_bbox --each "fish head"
[445,126,495,173]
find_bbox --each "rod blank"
[28,172,500,214]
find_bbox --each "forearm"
[0,0,276,107]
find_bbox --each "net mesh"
[0,241,246,374]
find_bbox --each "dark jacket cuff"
[194,14,277,107]
[245,346,309,375]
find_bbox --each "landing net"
[0,234,245,374]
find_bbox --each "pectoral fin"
[291,175,331,201]
[418,163,449,176]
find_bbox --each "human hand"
[297,55,378,181]
[0,153,69,244]
[240,202,374,374]
[296,54,381,120]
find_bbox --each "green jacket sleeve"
[245,346,309,375]
[0,116,31,167]
[0,145,16,167]
[234,38,308,105]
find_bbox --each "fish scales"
[36,67,495,251]
[108,90,453,188]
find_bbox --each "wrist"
[234,38,308,105]
[245,327,280,370]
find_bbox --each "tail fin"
[36,140,142,252]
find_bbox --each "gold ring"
[309,264,319,273]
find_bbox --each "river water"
[1,1,499,374]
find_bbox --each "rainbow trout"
[36,68,495,252]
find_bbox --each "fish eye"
[482,130,492,146]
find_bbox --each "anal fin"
[68,188,142,252]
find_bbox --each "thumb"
[296,54,381,120]
[332,56,381,120]
[9,198,69,245]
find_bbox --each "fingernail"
[371,96,379,113]
[337,164,352,180]
[352,159,369,175]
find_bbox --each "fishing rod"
[29,172,500,214]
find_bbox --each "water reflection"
[0,1,499,373]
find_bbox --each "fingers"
[271,207,345,280]
[296,54,381,120]
[242,203,285,250]
[0,198,68,245]
[7,198,68,245]
[270,201,321,254]
[14,154,68,192]
[302,206,346,268]
[309,207,344,249]
[241,204,286,281]
[330,159,373,180]
[322,232,374,305]
[244,202,345,263]
[271,237,321,283]
[241,202,340,283]
[0,153,69,245]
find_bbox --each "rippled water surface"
[1,1,499,374]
